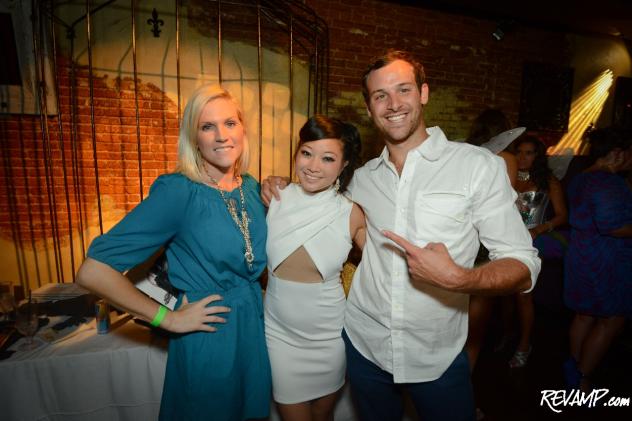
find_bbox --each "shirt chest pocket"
[413,191,470,238]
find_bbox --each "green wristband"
[150,305,168,327]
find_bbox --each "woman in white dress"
[265,115,366,421]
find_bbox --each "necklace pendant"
[244,251,254,270]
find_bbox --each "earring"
[333,178,340,193]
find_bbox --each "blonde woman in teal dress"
[77,85,271,420]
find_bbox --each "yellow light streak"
[548,69,613,155]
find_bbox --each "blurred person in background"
[508,134,567,368]
[464,108,519,370]
[563,127,632,391]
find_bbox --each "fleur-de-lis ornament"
[147,8,164,38]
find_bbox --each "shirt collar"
[367,126,449,170]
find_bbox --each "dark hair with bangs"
[514,135,552,191]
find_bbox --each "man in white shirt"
[263,50,540,421]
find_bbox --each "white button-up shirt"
[345,126,540,383]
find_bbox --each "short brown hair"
[361,49,426,103]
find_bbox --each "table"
[0,315,388,421]
[0,319,168,421]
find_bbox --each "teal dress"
[88,173,271,421]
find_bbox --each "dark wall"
[307,0,570,158]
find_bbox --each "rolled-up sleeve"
[471,155,541,291]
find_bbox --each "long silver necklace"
[207,172,254,270]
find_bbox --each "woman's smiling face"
[196,97,245,177]
[295,138,347,194]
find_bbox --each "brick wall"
[306,0,569,158]
[0,57,179,246]
[0,0,573,287]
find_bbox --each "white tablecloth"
[1,320,168,421]
[0,317,407,421]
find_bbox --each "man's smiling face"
[365,59,428,146]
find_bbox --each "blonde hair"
[176,85,250,183]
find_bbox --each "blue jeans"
[343,330,475,421]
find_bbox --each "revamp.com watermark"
[540,388,630,413]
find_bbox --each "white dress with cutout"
[264,183,353,404]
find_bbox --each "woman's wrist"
[150,305,170,328]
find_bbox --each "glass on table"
[15,299,41,351]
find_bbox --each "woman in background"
[265,115,366,421]
[465,107,518,185]
[564,127,632,391]
[77,85,271,420]
[510,134,567,368]
[465,108,519,370]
